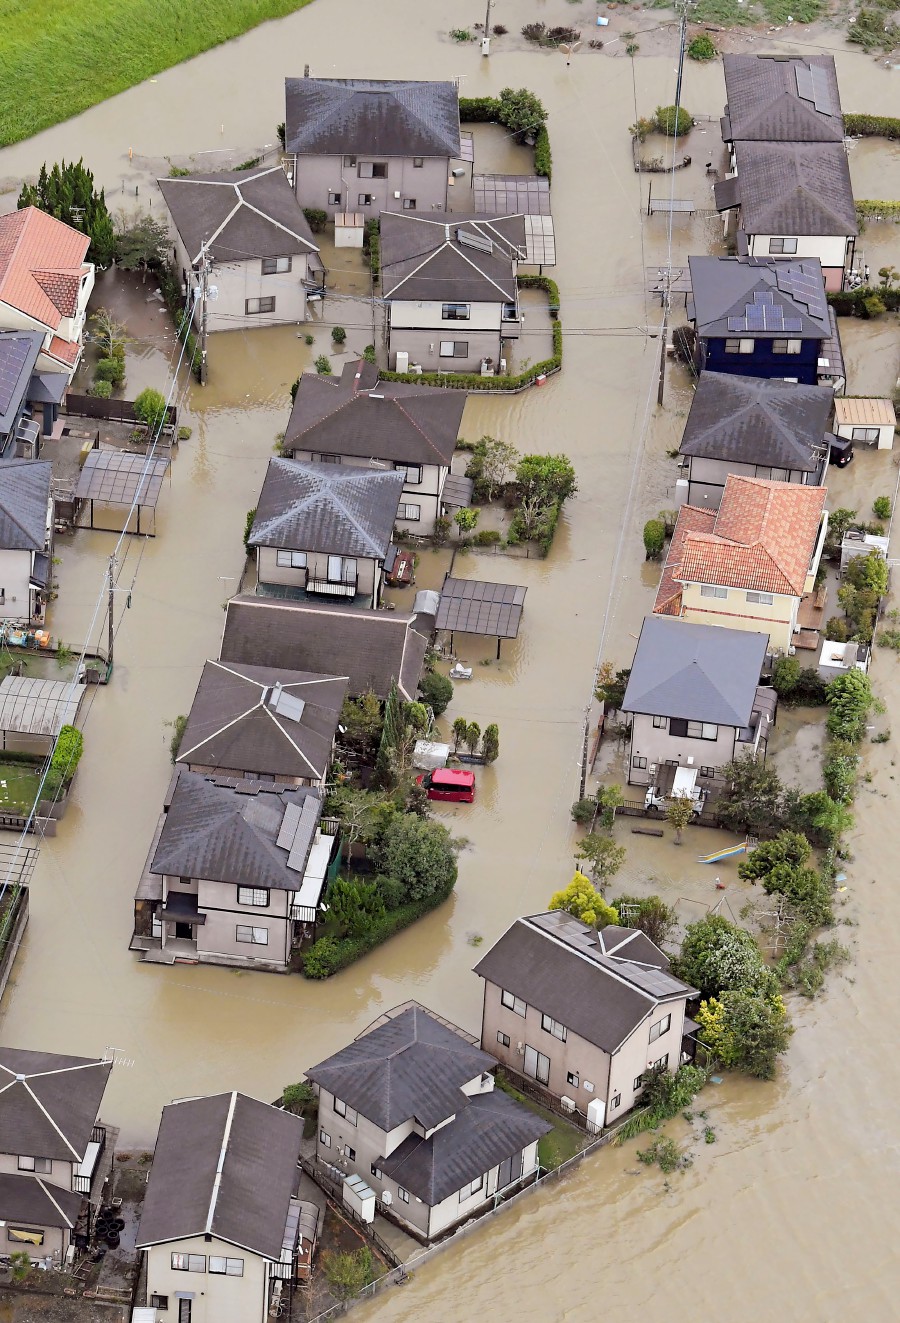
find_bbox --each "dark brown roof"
[722,55,844,143]
[436,577,526,639]
[158,166,319,265]
[680,372,831,471]
[177,660,348,782]
[136,1092,304,1258]
[380,213,525,303]
[219,596,427,701]
[284,359,466,467]
[0,1173,83,1229]
[285,78,461,158]
[249,459,404,559]
[728,141,858,237]
[0,1048,112,1162]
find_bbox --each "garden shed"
[0,676,83,754]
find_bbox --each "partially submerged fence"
[64,395,178,428]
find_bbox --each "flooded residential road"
[1,1,900,1319]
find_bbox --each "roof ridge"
[392,399,447,464]
[205,1090,238,1235]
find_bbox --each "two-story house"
[380,212,525,374]
[158,166,322,333]
[136,1092,304,1323]
[0,329,67,459]
[176,659,348,788]
[130,770,339,971]
[621,616,774,788]
[654,474,828,653]
[284,77,462,220]
[283,359,468,533]
[475,913,697,1126]
[677,371,832,508]
[0,1047,112,1262]
[306,1002,550,1242]
[688,256,837,388]
[0,458,53,623]
[0,208,94,379]
[248,459,405,608]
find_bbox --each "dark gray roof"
[75,450,169,508]
[0,1173,84,1229]
[307,1005,497,1132]
[679,372,832,471]
[137,1092,304,1258]
[158,167,319,265]
[378,1088,550,1205]
[0,330,41,433]
[474,913,696,1055]
[380,213,524,303]
[722,55,844,143]
[220,596,427,700]
[0,1048,111,1162]
[622,616,767,725]
[0,458,50,551]
[249,459,404,559]
[725,141,857,237]
[27,370,67,405]
[436,577,526,639]
[150,769,323,892]
[285,78,461,158]
[688,257,831,339]
[177,660,348,782]
[284,359,466,467]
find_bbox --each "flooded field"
[0,1,899,1319]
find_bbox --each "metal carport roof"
[0,676,83,736]
[436,577,526,639]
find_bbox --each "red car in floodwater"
[416,768,476,803]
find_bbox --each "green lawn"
[495,1073,586,1171]
[0,0,316,147]
[0,761,45,814]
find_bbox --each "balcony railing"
[306,574,358,598]
[73,1124,106,1195]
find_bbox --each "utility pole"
[579,712,590,801]
[482,0,492,54]
[657,0,690,408]
[107,554,116,676]
[198,240,210,386]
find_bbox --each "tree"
[452,716,468,753]
[826,669,874,742]
[516,453,577,504]
[574,832,626,887]
[19,159,115,266]
[115,210,170,274]
[697,990,793,1079]
[404,700,429,733]
[738,832,833,925]
[717,754,795,837]
[326,876,386,939]
[243,508,257,554]
[90,307,129,359]
[8,1251,31,1283]
[453,507,479,539]
[464,721,481,755]
[595,663,630,710]
[418,670,454,716]
[677,915,774,1001]
[330,786,386,865]
[497,86,548,139]
[281,1081,315,1115]
[665,792,693,844]
[571,797,597,826]
[798,790,854,849]
[845,547,888,597]
[596,784,623,831]
[133,387,168,433]
[655,105,693,136]
[643,519,665,559]
[481,723,500,764]
[337,690,384,763]
[873,495,892,520]
[772,655,800,697]
[322,1248,375,1301]
[823,507,857,557]
[468,435,518,501]
[739,832,811,883]
[379,815,458,902]
[610,894,677,949]
[376,678,416,787]
[549,872,620,928]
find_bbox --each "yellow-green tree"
[548,872,619,928]
[665,792,694,844]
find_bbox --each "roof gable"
[730,141,858,237]
[380,212,522,303]
[0,458,51,550]
[622,617,767,725]
[248,459,404,558]
[158,168,318,265]
[0,208,90,330]
[285,78,461,158]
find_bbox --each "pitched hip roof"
[0,208,91,330]
[306,1004,497,1133]
[722,54,844,142]
[678,372,832,471]
[688,256,831,339]
[220,596,428,700]
[474,913,696,1055]
[0,458,51,551]
[249,458,404,559]
[157,167,319,266]
[0,330,43,433]
[284,359,466,467]
[177,660,348,782]
[284,78,461,158]
[622,616,768,726]
[136,1092,304,1259]
[380,212,525,303]
[0,1172,84,1229]
[725,141,857,237]
[654,504,717,616]
[0,1048,112,1161]
[150,769,323,892]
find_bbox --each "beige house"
[306,1003,550,1242]
[655,474,828,652]
[833,397,896,451]
[136,1092,304,1323]
[475,913,697,1127]
[0,458,53,622]
[0,1047,112,1262]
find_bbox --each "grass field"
[0,0,315,148]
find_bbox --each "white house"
[0,207,94,378]
[0,458,53,623]
[832,398,896,451]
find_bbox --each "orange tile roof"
[0,208,90,331]
[654,505,716,615]
[46,336,80,367]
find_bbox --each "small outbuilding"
[833,397,896,450]
[0,675,83,754]
[75,450,170,535]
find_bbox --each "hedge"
[828,286,900,316]
[301,883,454,978]
[534,125,552,180]
[458,95,552,180]
[844,113,900,140]
[856,199,900,219]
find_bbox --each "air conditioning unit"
[686,756,694,766]
[393,190,401,200]
[381,1190,393,1206]
[560,1096,576,1113]
[395,350,409,374]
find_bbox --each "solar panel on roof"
[809,64,833,115]
[0,337,31,418]
[457,228,493,255]
[783,318,804,333]
[794,64,815,105]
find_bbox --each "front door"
[178,1300,192,1323]
[175,922,193,941]
[497,1148,524,1191]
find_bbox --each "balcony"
[306,572,358,599]
[73,1124,106,1195]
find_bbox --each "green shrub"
[655,105,693,136]
[169,714,187,763]
[301,883,453,978]
[89,379,112,398]
[43,724,84,799]
[95,355,125,385]
[826,616,850,642]
[772,656,800,697]
[873,496,892,520]
[418,669,454,716]
[450,27,473,41]
[826,669,874,743]
[314,354,332,375]
[331,326,346,345]
[133,386,167,432]
[571,798,596,826]
[374,873,406,910]
[302,207,327,233]
[481,723,500,764]
[243,508,256,554]
[863,294,887,318]
[177,425,192,440]
[643,519,665,560]
[363,344,376,363]
[534,125,552,180]
[472,528,502,546]
[687,33,716,59]
[433,515,451,545]
[844,113,900,139]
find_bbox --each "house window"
[746,591,774,605]
[235,925,268,945]
[327,555,357,584]
[566,1071,580,1088]
[237,886,269,907]
[439,341,468,358]
[395,463,422,484]
[397,503,421,521]
[150,1297,169,1311]
[371,1164,383,1179]
[9,1227,44,1245]
[649,1014,672,1043]
[497,1031,511,1048]
[459,1175,484,1202]
[18,1156,52,1174]
[328,191,342,206]
[652,715,667,729]
[668,718,688,738]
[358,193,373,207]
[319,1129,331,1148]
[610,1094,621,1111]
[523,1045,550,1086]
[724,338,754,354]
[245,296,275,315]
[700,584,728,599]
[541,1014,567,1041]
[276,550,307,569]
[334,1098,358,1126]
[502,302,519,322]
[413,157,424,168]
[686,721,719,741]
[402,198,417,210]
[500,989,526,1016]
[343,155,357,167]
[772,338,802,354]
[209,1257,244,1276]
[398,1186,410,1203]
[358,162,388,179]
[314,453,342,464]
[178,876,191,885]
[633,1075,644,1091]
[343,1145,356,1161]
[442,303,470,321]
[700,766,716,779]
[632,755,648,770]
[651,1054,670,1071]
[171,1254,206,1272]
[261,256,292,275]
[851,427,879,442]
[768,237,798,254]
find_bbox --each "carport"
[436,576,527,659]
[0,676,84,755]
[75,450,170,535]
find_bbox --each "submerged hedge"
[301,882,454,979]
[844,113,900,140]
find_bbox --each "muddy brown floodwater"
[1,1,899,1319]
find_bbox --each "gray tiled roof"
[679,372,832,471]
[688,257,831,339]
[0,1048,111,1162]
[249,459,404,559]
[0,330,41,433]
[177,660,348,782]
[727,141,858,237]
[622,616,768,726]
[378,1088,550,1205]
[284,360,466,467]
[136,1092,304,1258]
[722,55,844,143]
[285,78,461,158]
[380,212,525,303]
[219,596,428,700]
[307,1005,497,1132]
[0,458,51,551]
[158,166,319,265]
[0,1173,84,1228]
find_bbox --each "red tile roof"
[33,269,81,317]
[654,505,716,615]
[0,208,90,330]
[46,336,80,367]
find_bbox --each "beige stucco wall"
[293,154,450,219]
[627,711,740,786]
[0,1154,75,1186]
[0,1218,66,1261]
[285,450,447,531]
[607,1001,688,1119]
[255,546,380,601]
[170,231,310,332]
[0,549,37,620]
[746,233,850,288]
[680,585,797,651]
[144,1232,270,1323]
[386,323,506,374]
[159,876,292,970]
